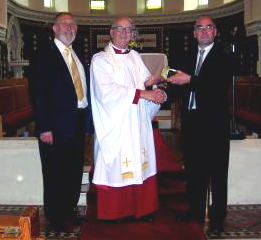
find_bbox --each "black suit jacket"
[30,42,93,142]
[169,43,233,163]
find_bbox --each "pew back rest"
[0,78,33,137]
[235,76,261,134]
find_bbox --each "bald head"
[110,17,134,49]
[111,17,135,29]
[194,15,217,48]
[195,15,216,29]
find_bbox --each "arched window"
[44,0,54,8]
[90,0,106,10]
[146,0,162,10]
[184,0,208,11]
[198,0,208,6]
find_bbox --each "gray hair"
[111,16,135,29]
[53,12,75,25]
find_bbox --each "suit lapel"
[192,50,198,74]
[198,44,217,74]
[50,42,73,82]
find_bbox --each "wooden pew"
[0,78,33,137]
[234,76,261,135]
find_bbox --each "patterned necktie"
[188,49,205,111]
[64,47,84,100]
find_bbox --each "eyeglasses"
[112,26,133,33]
[195,25,215,32]
[57,22,77,28]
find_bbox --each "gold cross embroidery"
[142,147,147,159]
[123,158,131,168]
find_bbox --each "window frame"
[90,0,106,12]
[145,0,162,13]
[44,0,54,9]
[197,0,208,8]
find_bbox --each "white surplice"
[90,43,160,187]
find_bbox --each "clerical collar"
[112,45,130,54]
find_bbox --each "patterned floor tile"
[208,205,261,239]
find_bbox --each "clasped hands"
[142,88,167,104]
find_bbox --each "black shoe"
[138,214,154,223]
[175,212,204,225]
[175,212,193,222]
[73,215,88,226]
[98,216,134,224]
[98,219,123,224]
[209,222,224,235]
[49,222,66,233]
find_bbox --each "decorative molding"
[133,0,244,25]
[0,26,6,42]
[8,0,244,26]
[8,1,55,24]
[246,20,261,37]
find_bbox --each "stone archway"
[5,15,28,78]
[6,15,23,62]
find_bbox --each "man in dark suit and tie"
[30,12,92,231]
[167,15,232,233]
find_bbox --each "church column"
[257,34,261,76]
[245,0,261,76]
[246,22,261,76]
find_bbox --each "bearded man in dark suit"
[168,15,232,234]
[30,12,92,231]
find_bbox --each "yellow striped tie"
[64,47,84,100]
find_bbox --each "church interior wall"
[16,12,257,81]
[12,0,239,15]
[1,0,261,207]
[1,0,257,111]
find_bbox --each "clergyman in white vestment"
[90,17,166,221]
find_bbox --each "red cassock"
[95,176,159,219]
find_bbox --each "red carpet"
[153,128,184,172]
[80,196,206,240]
[80,128,198,239]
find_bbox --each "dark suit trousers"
[183,111,229,223]
[38,110,86,225]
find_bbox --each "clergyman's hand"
[167,70,191,85]
[144,74,163,87]
[141,89,167,104]
[152,89,167,104]
[40,131,53,145]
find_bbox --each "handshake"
[143,66,191,104]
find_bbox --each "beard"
[59,32,76,46]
